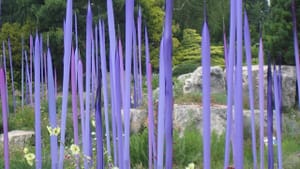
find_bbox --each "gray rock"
[242,65,296,108]
[130,108,148,133]
[177,73,192,83]
[0,130,34,147]
[121,108,148,133]
[183,66,226,94]
[128,104,280,136]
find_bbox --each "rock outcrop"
[129,105,271,136]
[179,65,297,108]
[182,66,226,94]
[0,130,34,147]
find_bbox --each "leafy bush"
[173,61,198,77]
[130,129,148,167]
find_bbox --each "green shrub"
[173,61,199,77]
[173,127,202,168]
[130,129,148,167]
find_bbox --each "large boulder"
[242,65,296,108]
[183,66,226,94]
[0,130,34,147]
[128,104,278,136]
[173,104,227,135]
[181,65,297,108]
[121,108,148,133]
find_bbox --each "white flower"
[23,147,29,154]
[24,153,35,166]
[91,119,96,127]
[53,127,61,136]
[185,163,195,169]
[47,126,61,136]
[264,136,277,147]
[70,144,80,155]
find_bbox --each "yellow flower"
[47,126,61,136]
[25,153,35,161]
[24,153,35,166]
[70,144,80,155]
[53,127,61,136]
[27,159,34,166]
[185,163,195,169]
[91,119,96,127]
[23,147,29,154]
[47,126,52,135]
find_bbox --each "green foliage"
[140,0,164,46]
[173,127,202,167]
[0,22,34,89]
[130,129,149,167]
[173,28,201,65]
[173,0,230,43]
[264,0,294,64]
[171,28,224,71]
[173,61,198,76]
[37,0,66,32]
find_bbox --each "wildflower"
[70,144,80,155]
[185,163,195,169]
[264,136,277,147]
[53,127,61,136]
[23,147,29,154]
[47,126,61,136]
[112,167,119,169]
[27,159,34,166]
[91,119,96,127]
[24,153,35,166]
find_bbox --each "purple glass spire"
[258,36,265,169]
[99,20,112,159]
[124,0,135,168]
[34,33,42,169]
[163,1,174,168]
[58,0,73,168]
[47,48,58,169]
[244,11,257,169]
[202,20,211,169]
[7,37,16,112]
[0,67,10,169]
